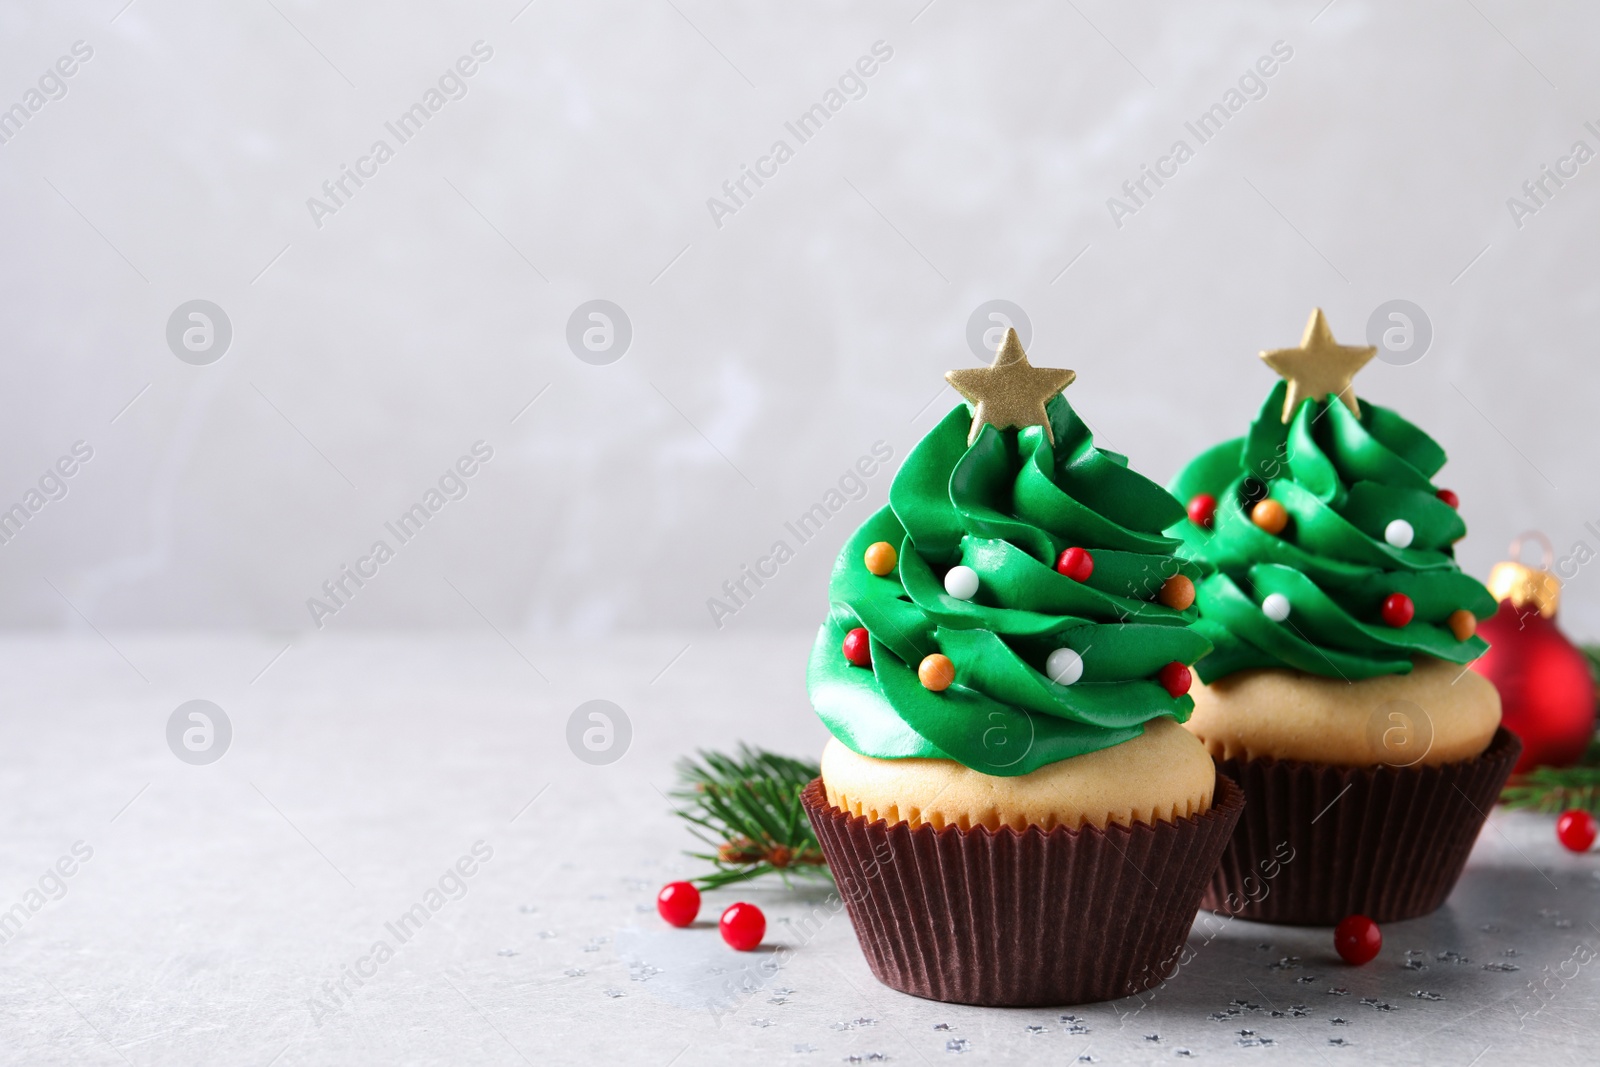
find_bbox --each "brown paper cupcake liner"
[1201,726,1521,926]
[802,774,1244,1007]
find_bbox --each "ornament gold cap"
[1486,531,1562,618]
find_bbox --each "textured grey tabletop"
[3,634,1596,1066]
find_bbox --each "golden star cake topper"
[946,328,1077,445]
[1260,308,1378,423]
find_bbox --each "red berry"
[1056,546,1094,582]
[1380,593,1415,628]
[1157,661,1192,698]
[719,902,765,951]
[656,881,700,927]
[1436,488,1459,508]
[1557,810,1597,853]
[1187,493,1218,530]
[842,627,872,667]
[1334,914,1382,965]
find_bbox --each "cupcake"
[1168,309,1520,925]
[802,330,1243,1007]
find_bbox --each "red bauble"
[1187,494,1217,530]
[1436,488,1459,508]
[842,627,872,667]
[1158,661,1192,698]
[719,902,765,951]
[1472,600,1597,772]
[657,882,700,927]
[1380,593,1414,628]
[1334,914,1382,965]
[1556,810,1596,853]
[1056,547,1094,582]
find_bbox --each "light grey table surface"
[2,634,1597,1066]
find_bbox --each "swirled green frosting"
[1168,381,1496,683]
[807,396,1211,777]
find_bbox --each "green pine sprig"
[1498,644,1600,815]
[670,745,831,890]
[1500,734,1600,815]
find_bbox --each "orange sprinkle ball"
[863,541,898,576]
[1251,498,1289,535]
[918,653,955,692]
[1158,574,1196,610]
[1448,609,1477,642]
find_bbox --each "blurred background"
[2,0,1595,644]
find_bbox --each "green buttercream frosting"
[1168,381,1496,684]
[807,396,1211,777]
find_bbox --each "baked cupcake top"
[1168,309,1496,684]
[807,331,1211,777]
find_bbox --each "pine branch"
[1500,770,1600,815]
[669,745,830,890]
[1501,735,1600,815]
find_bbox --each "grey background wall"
[2,0,1596,642]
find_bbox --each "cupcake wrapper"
[1202,726,1522,926]
[802,774,1244,1007]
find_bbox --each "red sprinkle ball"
[1056,546,1094,582]
[1334,914,1383,965]
[1380,593,1415,628]
[656,881,700,927]
[1557,809,1597,853]
[1187,493,1218,531]
[842,627,872,667]
[1435,488,1460,508]
[1157,661,1192,698]
[720,902,766,951]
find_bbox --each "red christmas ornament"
[1334,914,1382,965]
[1187,493,1217,530]
[657,881,700,927]
[1380,593,1414,628]
[1471,534,1597,773]
[1158,661,1192,698]
[1436,488,1459,509]
[1556,810,1596,853]
[842,627,872,667]
[1056,546,1094,582]
[719,902,765,951]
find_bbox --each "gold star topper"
[1260,308,1378,423]
[946,328,1077,445]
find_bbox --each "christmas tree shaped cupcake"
[801,330,1243,1007]
[1169,309,1521,925]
